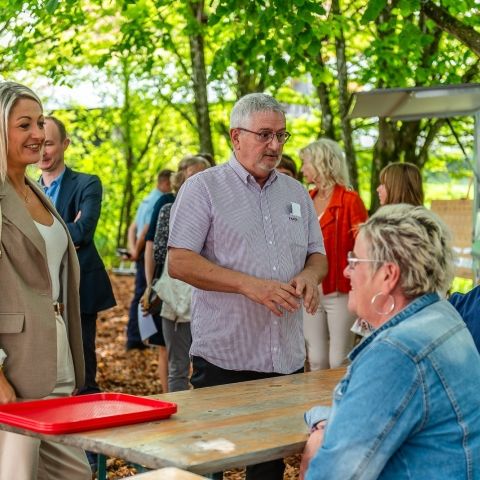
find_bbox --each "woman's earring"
[371,292,395,316]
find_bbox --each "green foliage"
[208,0,328,93]
[361,0,387,23]
[451,277,474,294]
[2,0,479,264]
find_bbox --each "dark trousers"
[191,356,303,480]
[127,256,146,344]
[79,312,100,394]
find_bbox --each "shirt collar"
[40,167,66,187]
[349,292,440,361]
[228,153,278,187]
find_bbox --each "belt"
[53,302,65,315]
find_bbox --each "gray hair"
[0,82,42,182]
[178,155,210,170]
[359,204,454,297]
[299,138,350,189]
[230,93,285,129]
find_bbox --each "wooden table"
[0,368,344,475]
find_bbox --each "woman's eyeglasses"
[347,251,381,270]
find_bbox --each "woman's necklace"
[16,184,30,204]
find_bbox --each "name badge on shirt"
[289,202,301,220]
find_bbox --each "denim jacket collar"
[349,292,440,361]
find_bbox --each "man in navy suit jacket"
[38,116,116,394]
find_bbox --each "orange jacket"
[310,184,368,295]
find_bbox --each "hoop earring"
[371,292,395,316]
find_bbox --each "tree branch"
[156,90,196,128]
[137,110,164,162]
[421,0,480,57]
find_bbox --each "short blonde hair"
[359,204,454,297]
[171,171,185,193]
[379,162,424,206]
[299,138,349,190]
[0,82,42,182]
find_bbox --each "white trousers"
[303,290,356,370]
[0,313,91,480]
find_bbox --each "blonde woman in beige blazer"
[0,82,90,479]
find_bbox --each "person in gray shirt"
[168,93,327,480]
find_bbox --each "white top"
[34,216,68,301]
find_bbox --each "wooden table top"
[0,368,345,475]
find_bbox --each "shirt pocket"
[284,215,307,248]
[0,313,25,333]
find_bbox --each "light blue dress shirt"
[39,168,66,207]
[135,188,162,239]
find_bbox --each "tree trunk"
[370,118,398,212]
[332,0,358,190]
[188,0,215,160]
[315,53,336,140]
[370,2,401,212]
[236,58,266,98]
[398,120,421,166]
[117,59,135,247]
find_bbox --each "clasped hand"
[247,279,301,317]
[245,271,319,317]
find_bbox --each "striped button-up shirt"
[168,156,325,373]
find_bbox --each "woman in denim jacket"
[300,204,480,480]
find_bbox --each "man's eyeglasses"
[237,128,291,145]
[346,251,382,270]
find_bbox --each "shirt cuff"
[304,406,331,429]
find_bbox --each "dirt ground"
[95,273,301,479]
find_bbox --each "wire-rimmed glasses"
[236,127,291,145]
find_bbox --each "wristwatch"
[0,349,7,371]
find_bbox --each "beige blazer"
[0,177,85,399]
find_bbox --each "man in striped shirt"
[168,93,327,480]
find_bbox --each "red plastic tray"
[0,393,177,434]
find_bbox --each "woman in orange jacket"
[300,139,368,370]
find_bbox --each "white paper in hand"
[138,304,158,341]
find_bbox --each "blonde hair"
[0,82,42,182]
[171,171,185,193]
[299,138,350,190]
[359,204,454,297]
[178,155,210,171]
[379,162,424,206]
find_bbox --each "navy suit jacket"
[54,167,116,314]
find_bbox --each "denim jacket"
[305,293,480,480]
